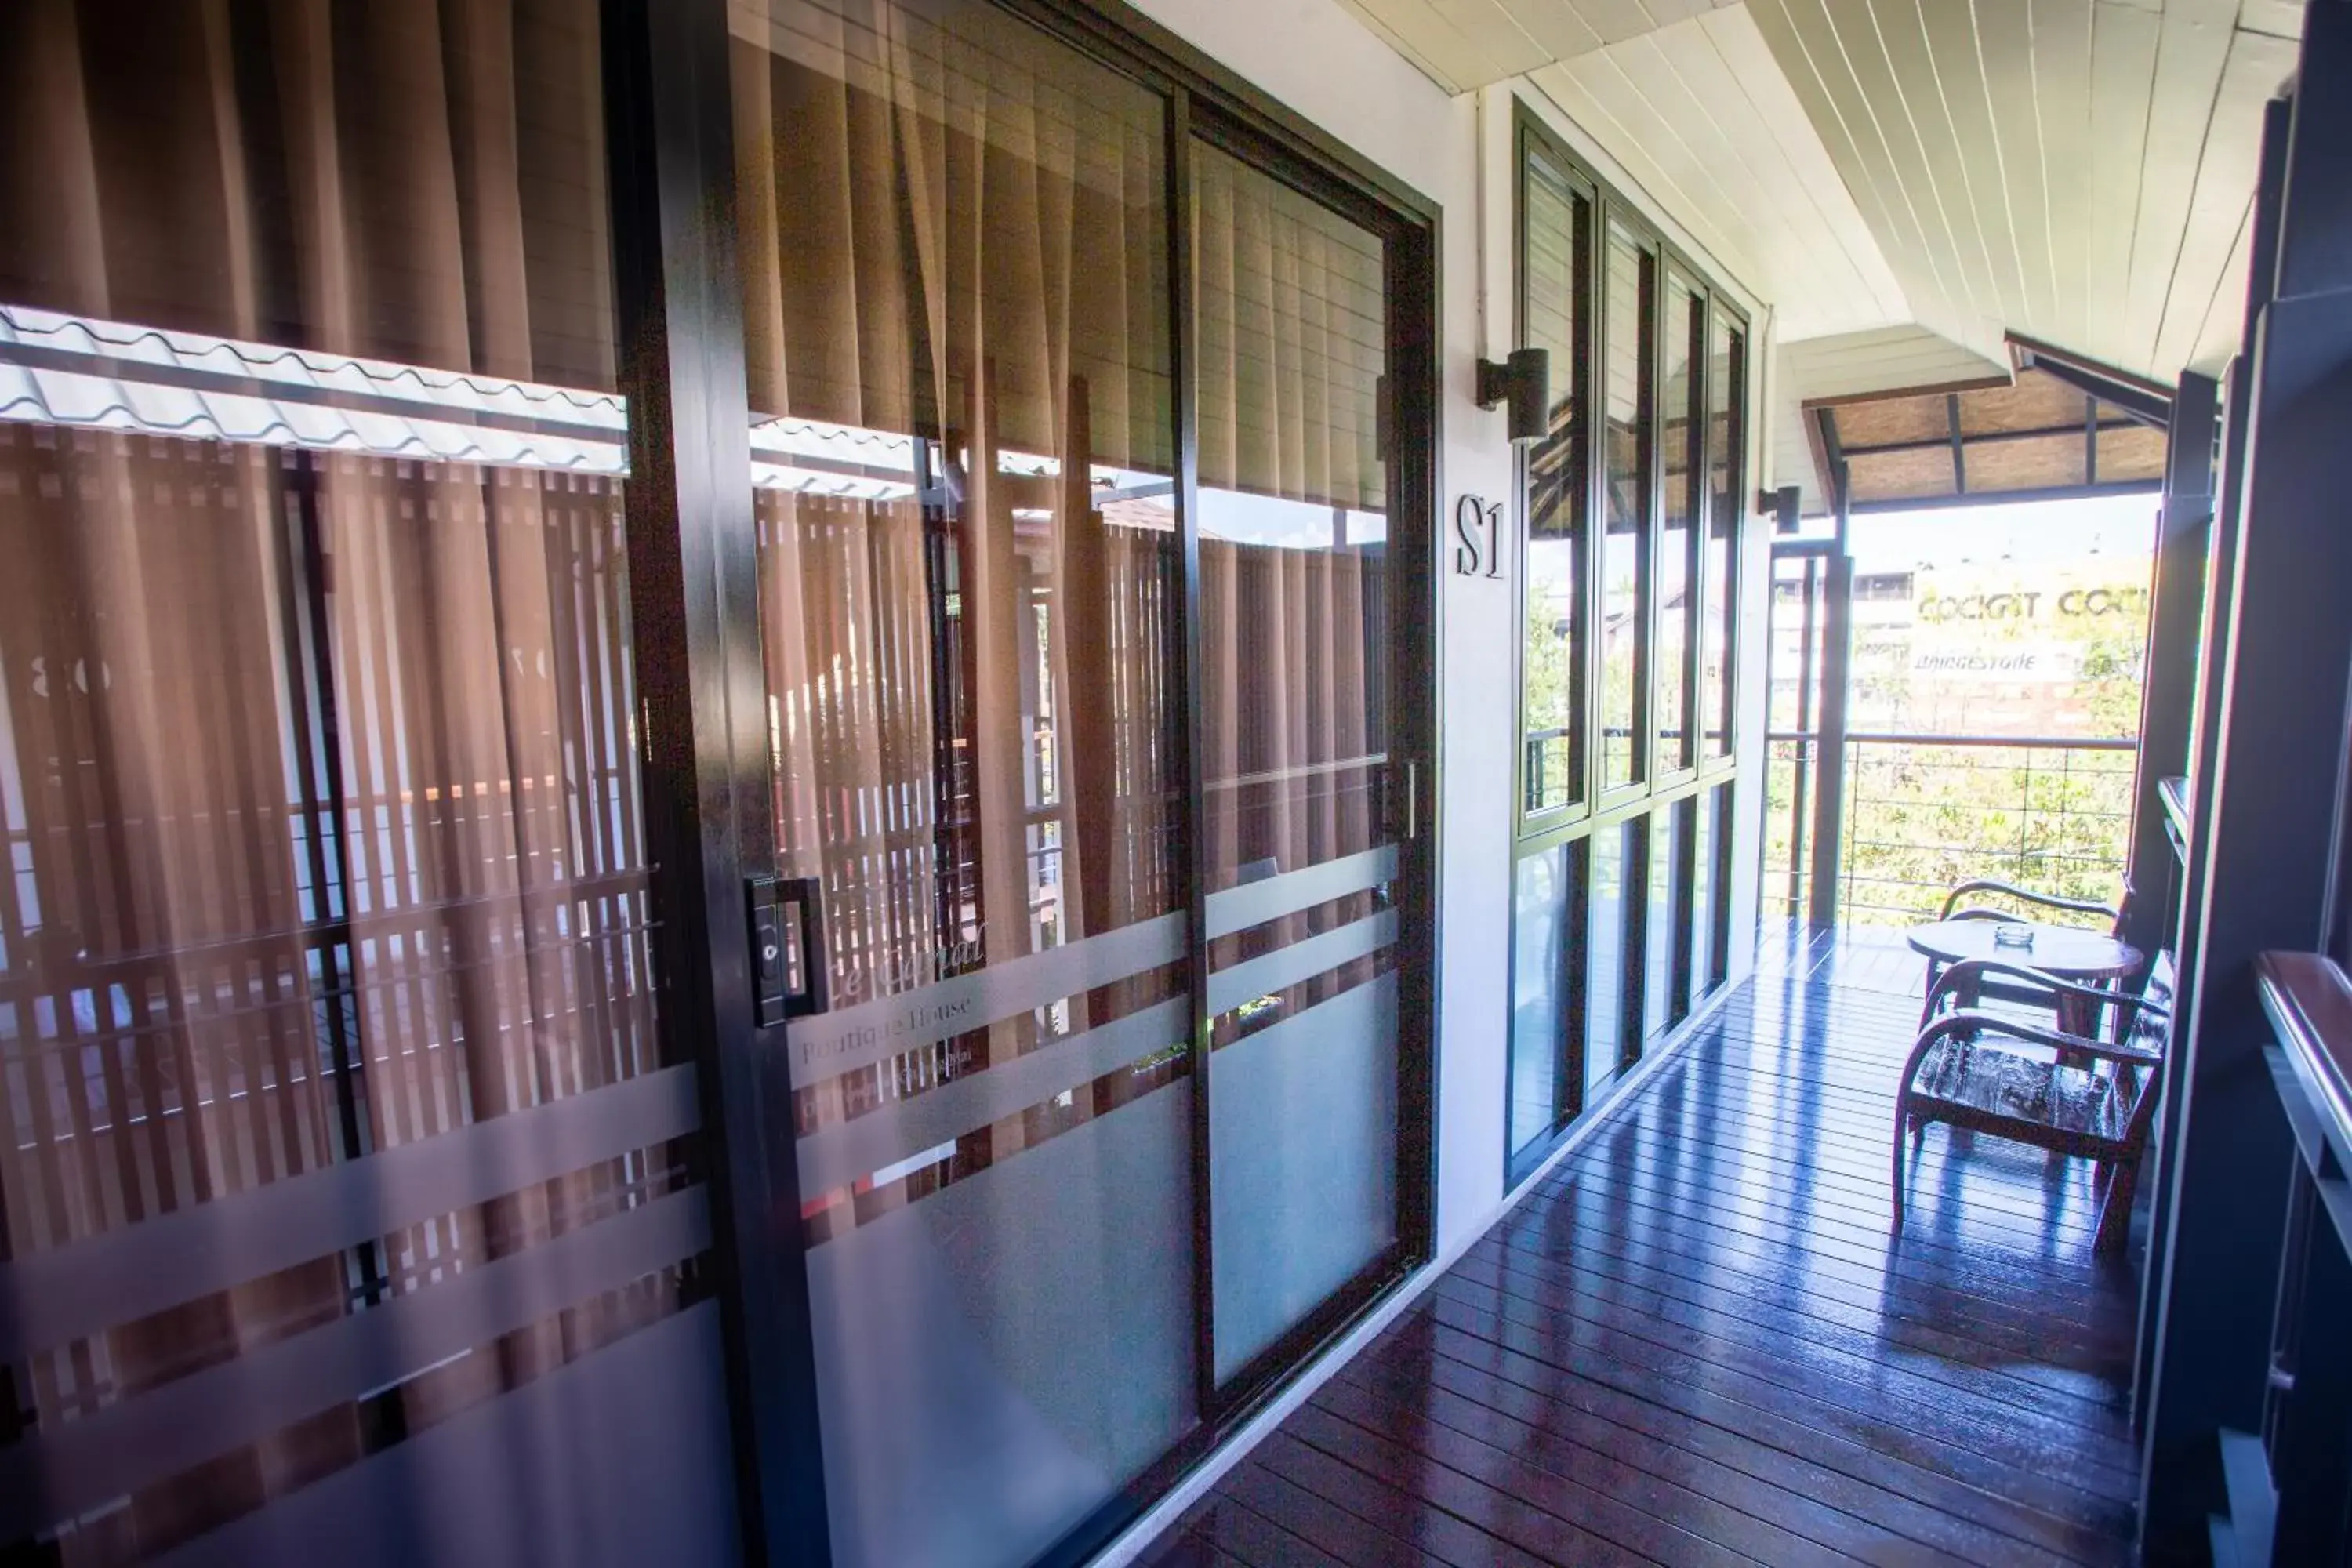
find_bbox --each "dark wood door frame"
[602,0,832,1561]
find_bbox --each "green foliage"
[1835,742,2134,924]
[1523,574,1576,734]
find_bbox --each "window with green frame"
[1505,109,1751,1189]
[1518,136,1589,820]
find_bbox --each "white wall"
[1134,0,1778,1258]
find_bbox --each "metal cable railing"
[1764,731,2137,927]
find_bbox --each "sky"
[1847,492,2162,575]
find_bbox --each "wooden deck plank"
[1253,1428,1558,1568]
[1153,938,2142,1565]
[1214,1460,1450,1568]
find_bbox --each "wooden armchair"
[1936,877,2123,930]
[1893,951,2175,1254]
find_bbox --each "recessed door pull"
[748,874,827,1026]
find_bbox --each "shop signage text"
[1916,586,2148,622]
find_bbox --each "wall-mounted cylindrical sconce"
[1475,347,1550,445]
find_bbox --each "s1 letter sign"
[1454,494,1504,579]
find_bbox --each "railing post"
[2123,372,2220,960]
[1806,423,1853,930]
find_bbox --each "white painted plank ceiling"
[1745,0,2297,379]
[1330,0,1744,88]
[1527,9,1905,342]
[1338,0,2300,389]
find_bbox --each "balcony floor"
[1146,925,2143,1566]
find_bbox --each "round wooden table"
[1907,917,2142,1039]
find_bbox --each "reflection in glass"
[1722,780,1740,987]
[735,5,1197,1563]
[0,1,703,1558]
[1690,787,1717,1012]
[1707,782,1736,989]
[1646,803,1686,1038]
[1704,317,1744,757]
[1521,149,1588,815]
[1659,275,1701,771]
[1510,842,1584,1160]
[1602,221,1654,789]
[1587,820,1634,1094]
[1192,138,1401,1383]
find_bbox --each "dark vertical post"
[2127,369,2219,1414]
[603,0,829,1561]
[2122,368,2219,965]
[2138,102,2290,1433]
[1167,89,1218,1417]
[2140,7,2352,1550]
[1807,413,1853,930]
[1388,154,1443,1279]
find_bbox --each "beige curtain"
[0,2,667,1559]
[1198,540,1381,884]
[1192,142,1388,514]
[1189,143,1390,1026]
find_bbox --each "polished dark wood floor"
[1146,927,2143,1566]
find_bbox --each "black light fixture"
[1476,347,1550,445]
[1759,484,1802,535]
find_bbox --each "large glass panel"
[1586,820,1635,1094]
[1193,138,1400,1385]
[1690,786,1718,1011]
[1704,315,1744,758]
[1509,841,1583,1162]
[1520,145,1588,817]
[0,3,728,1562]
[1658,274,1700,773]
[735,8,1196,1564]
[1708,782,1736,989]
[1646,801,1688,1038]
[1601,220,1654,790]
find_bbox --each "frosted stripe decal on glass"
[1203,844,1398,939]
[794,996,1190,1196]
[781,912,1187,1087]
[148,1303,742,1568]
[0,1064,701,1363]
[1210,973,1399,1379]
[1206,909,1399,1018]
[0,1190,710,1539]
[805,1083,1196,1568]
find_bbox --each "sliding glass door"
[1193,137,1404,1386]
[729,4,1432,1563]
[736,9,1196,1564]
